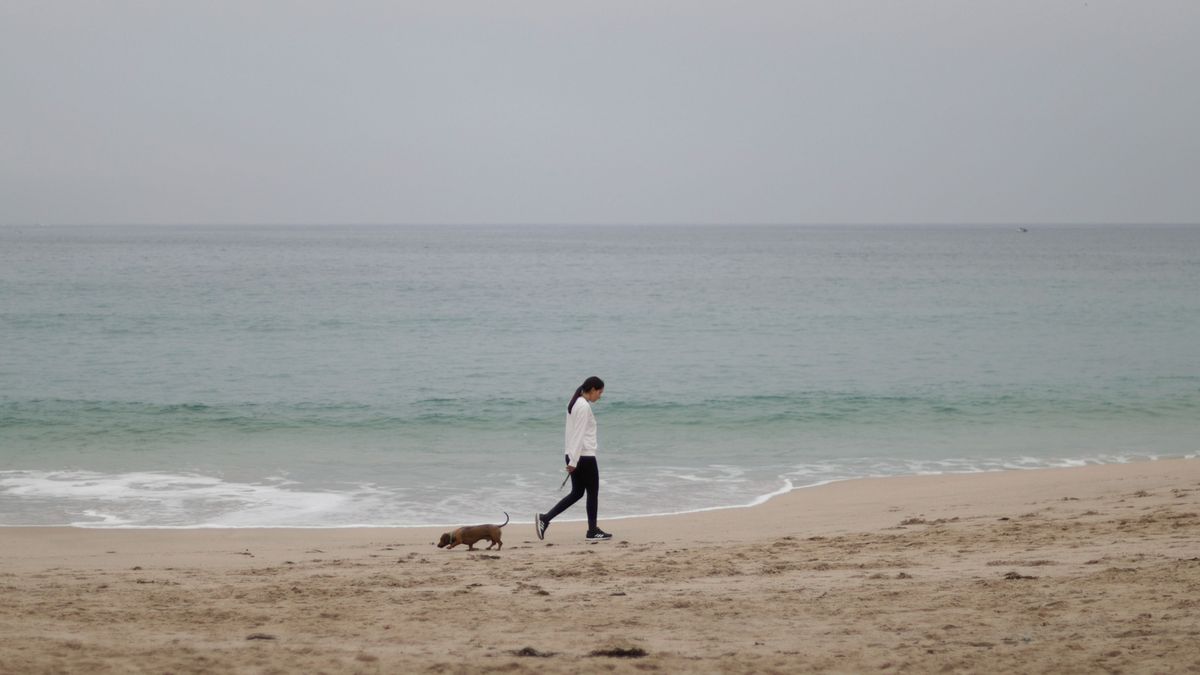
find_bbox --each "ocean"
[1,224,1197,528]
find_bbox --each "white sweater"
[564,397,598,468]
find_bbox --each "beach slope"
[2,459,1199,673]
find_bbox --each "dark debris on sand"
[1003,571,1038,580]
[589,647,648,658]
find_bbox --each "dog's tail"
[500,512,509,528]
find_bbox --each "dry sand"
[2,459,1199,674]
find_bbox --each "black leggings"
[544,455,598,529]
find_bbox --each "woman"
[535,376,612,541]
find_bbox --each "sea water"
[1,224,1197,528]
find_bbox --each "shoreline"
[3,454,1193,531]
[0,458,1195,540]
[3,458,1199,673]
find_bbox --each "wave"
[606,389,1200,428]
[0,470,368,528]
[2,387,1196,444]
[0,399,552,439]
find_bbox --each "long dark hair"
[568,376,605,414]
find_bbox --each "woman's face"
[583,388,604,403]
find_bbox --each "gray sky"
[3,1,1198,226]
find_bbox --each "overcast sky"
[2,1,1198,226]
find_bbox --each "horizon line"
[4,221,1199,229]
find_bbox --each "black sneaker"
[535,513,547,540]
[586,528,613,540]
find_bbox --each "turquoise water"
[1,224,1197,527]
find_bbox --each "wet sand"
[2,459,1199,673]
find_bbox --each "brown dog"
[437,512,509,551]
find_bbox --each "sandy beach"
[2,459,1198,674]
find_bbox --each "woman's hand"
[566,465,576,474]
